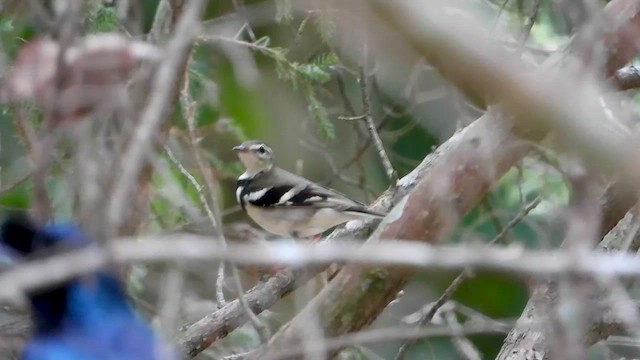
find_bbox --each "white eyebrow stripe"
[276,185,305,205]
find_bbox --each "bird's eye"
[258,146,266,154]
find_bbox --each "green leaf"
[313,53,338,68]
[308,95,335,140]
[0,19,14,33]
[0,183,30,211]
[275,0,293,23]
[88,6,120,33]
[297,63,331,83]
[314,9,336,44]
[295,53,337,84]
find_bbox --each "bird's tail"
[344,206,386,219]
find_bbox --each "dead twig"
[354,66,398,185]
[107,0,204,235]
[394,196,541,360]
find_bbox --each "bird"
[233,140,385,239]
[0,215,175,360]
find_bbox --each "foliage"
[87,5,120,33]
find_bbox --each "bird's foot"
[258,265,287,282]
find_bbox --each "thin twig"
[492,0,512,29]
[518,0,542,54]
[223,350,254,360]
[29,4,80,224]
[147,0,173,44]
[215,262,227,308]
[224,320,508,360]
[260,321,511,360]
[482,196,508,243]
[164,145,227,307]
[165,144,267,340]
[230,265,271,343]
[356,66,398,185]
[444,310,482,360]
[232,0,257,42]
[157,267,184,340]
[333,115,393,176]
[338,114,367,121]
[493,196,541,245]
[394,196,541,360]
[174,52,230,307]
[393,273,469,360]
[107,0,203,234]
[176,55,267,340]
[0,172,31,195]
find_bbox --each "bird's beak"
[233,145,248,152]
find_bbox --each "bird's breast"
[244,204,358,238]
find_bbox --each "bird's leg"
[258,232,306,282]
[259,234,322,282]
[258,264,287,282]
[307,233,329,288]
[309,233,322,244]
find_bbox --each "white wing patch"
[306,196,324,202]
[276,185,305,205]
[236,186,244,203]
[244,187,271,202]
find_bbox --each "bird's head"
[233,140,274,175]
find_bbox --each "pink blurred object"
[8,33,161,123]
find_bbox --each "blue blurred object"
[0,216,176,360]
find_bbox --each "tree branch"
[8,239,640,304]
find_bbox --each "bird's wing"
[243,168,382,216]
